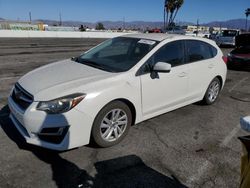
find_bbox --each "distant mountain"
[35,19,165,30]
[203,19,246,30]
[35,19,95,28]
[1,17,247,30]
[35,19,195,30]
[38,19,246,30]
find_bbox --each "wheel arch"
[111,98,136,126]
[94,98,137,126]
[215,75,223,90]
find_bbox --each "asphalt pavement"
[0,38,250,188]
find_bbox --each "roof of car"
[122,33,175,41]
[122,33,196,42]
[122,33,217,46]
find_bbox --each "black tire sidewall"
[91,101,132,147]
[203,77,221,105]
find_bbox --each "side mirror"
[71,56,80,62]
[153,62,171,73]
[71,57,77,61]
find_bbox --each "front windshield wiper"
[77,58,115,72]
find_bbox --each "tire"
[91,101,132,147]
[202,77,221,105]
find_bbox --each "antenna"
[196,19,199,36]
[123,17,125,30]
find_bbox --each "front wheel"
[202,77,221,105]
[91,101,132,147]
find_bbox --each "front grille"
[12,83,33,110]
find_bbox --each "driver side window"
[151,40,184,67]
[141,40,185,74]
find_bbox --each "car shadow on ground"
[0,105,188,188]
[227,67,250,72]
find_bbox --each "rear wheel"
[203,77,221,105]
[91,101,132,147]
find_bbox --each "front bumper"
[8,96,94,151]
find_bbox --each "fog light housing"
[38,126,69,144]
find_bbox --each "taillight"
[222,56,228,64]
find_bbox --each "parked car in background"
[227,33,250,69]
[166,26,185,35]
[215,29,240,47]
[8,34,227,151]
[185,31,210,38]
[145,28,163,33]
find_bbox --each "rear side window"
[211,46,217,57]
[186,40,217,63]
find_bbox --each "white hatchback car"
[8,34,227,151]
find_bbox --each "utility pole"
[29,12,32,24]
[123,17,125,30]
[196,19,199,36]
[245,8,250,31]
[59,12,62,26]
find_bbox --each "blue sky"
[0,0,249,23]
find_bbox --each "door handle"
[178,72,187,77]
[208,64,215,68]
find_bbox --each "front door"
[139,40,188,118]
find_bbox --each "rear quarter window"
[186,40,217,63]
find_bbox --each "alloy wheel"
[100,109,128,142]
[207,80,220,103]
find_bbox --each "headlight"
[37,93,85,114]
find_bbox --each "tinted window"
[210,45,218,57]
[186,40,213,63]
[147,40,184,68]
[98,39,131,58]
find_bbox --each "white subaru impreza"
[8,34,227,151]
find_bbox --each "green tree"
[96,22,105,30]
[79,25,86,32]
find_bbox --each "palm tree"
[172,0,184,24]
[164,0,184,29]
[245,8,250,31]
[164,0,170,28]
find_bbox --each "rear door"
[185,40,217,100]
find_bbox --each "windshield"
[221,30,238,37]
[76,37,158,72]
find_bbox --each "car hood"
[18,59,115,100]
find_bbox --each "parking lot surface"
[0,38,250,188]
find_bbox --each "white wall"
[0,30,136,38]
